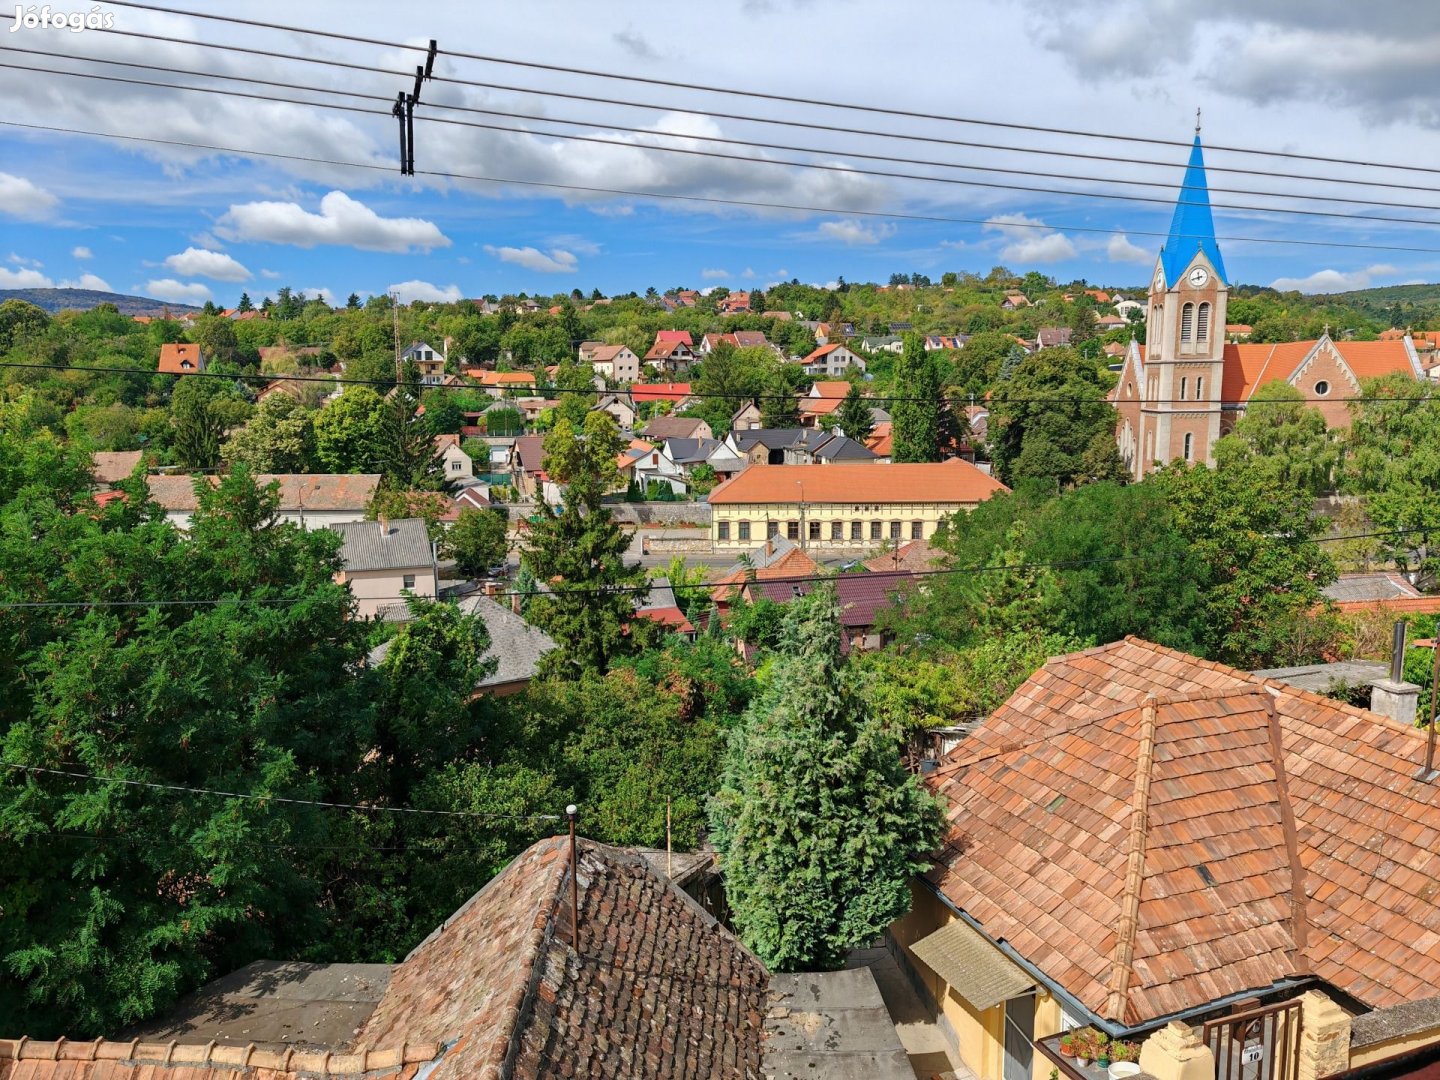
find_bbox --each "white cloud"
[741,267,757,279]
[700,268,731,280]
[1107,234,1154,264]
[773,268,789,277]
[388,280,464,304]
[300,287,337,306]
[483,245,579,273]
[813,219,896,245]
[549,234,602,256]
[7,253,41,267]
[1269,264,1399,294]
[163,247,252,282]
[137,278,214,304]
[984,214,1078,264]
[63,273,113,291]
[218,191,450,253]
[260,268,282,280]
[72,246,93,260]
[0,173,59,220]
[0,267,52,288]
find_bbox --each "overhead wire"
[92,0,1440,179]
[0,529,1428,611]
[7,117,1440,258]
[2,762,565,820]
[2,359,1437,407]
[11,15,1440,197]
[10,57,1440,231]
[12,45,1440,217]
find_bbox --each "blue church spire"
[1160,133,1227,287]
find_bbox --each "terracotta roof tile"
[708,462,1007,506]
[928,637,1440,1025]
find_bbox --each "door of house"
[1004,994,1035,1080]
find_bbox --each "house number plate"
[1241,1046,1264,1064]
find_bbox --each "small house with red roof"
[157,342,205,374]
[799,343,866,378]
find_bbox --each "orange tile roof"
[655,330,693,346]
[0,1040,441,1078]
[708,462,1007,506]
[927,637,1440,1027]
[1332,339,1419,381]
[1219,341,1315,402]
[809,381,851,399]
[465,370,536,387]
[157,343,203,374]
[629,382,691,403]
[709,545,819,601]
[862,539,939,573]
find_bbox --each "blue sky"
[4,0,1440,306]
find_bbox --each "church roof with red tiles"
[927,637,1440,1029]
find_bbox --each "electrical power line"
[15,46,1440,218]
[3,359,1437,407]
[16,18,1440,199]
[90,1,1440,180]
[0,530,1427,612]
[9,117,1440,258]
[12,58,1440,232]
[2,762,564,821]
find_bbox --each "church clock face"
[1188,266,1210,288]
[1154,268,1165,291]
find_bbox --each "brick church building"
[1112,136,1426,481]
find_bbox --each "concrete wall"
[339,565,437,619]
[607,502,713,526]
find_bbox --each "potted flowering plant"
[1095,1034,1112,1069]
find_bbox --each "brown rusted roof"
[358,837,768,1079]
[3,839,768,1080]
[927,637,1440,1028]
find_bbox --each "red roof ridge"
[1263,689,1312,974]
[1105,694,1158,1020]
[0,1036,442,1073]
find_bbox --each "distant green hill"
[0,288,204,316]
[1319,283,1440,305]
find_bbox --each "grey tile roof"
[330,518,434,573]
[664,437,720,464]
[813,436,877,462]
[367,593,554,690]
[459,594,556,688]
[1322,571,1422,603]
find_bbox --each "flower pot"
[1110,1064,1141,1080]
[1075,1059,1091,1069]
[1097,1057,1111,1070]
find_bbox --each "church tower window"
[1197,302,1211,342]
[1183,432,1194,461]
[1180,377,1187,401]
[1195,376,1204,400]
[1180,303,1195,343]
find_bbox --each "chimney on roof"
[1370,620,1420,727]
[378,514,389,538]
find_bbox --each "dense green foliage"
[710,585,944,971]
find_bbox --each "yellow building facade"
[707,462,1007,551]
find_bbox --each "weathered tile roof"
[330,518,433,573]
[357,838,768,1079]
[708,539,819,602]
[145,474,380,512]
[862,539,939,573]
[92,450,143,485]
[708,462,1007,506]
[640,416,711,441]
[0,1038,441,1078]
[1322,571,1422,604]
[927,637,1440,1029]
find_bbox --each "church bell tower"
[1138,123,1229,472]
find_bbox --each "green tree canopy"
[709,585,944,971]
[987,347,1122,488]
[313,387,387,473]
[1214,381,1339,497]
[890,334,943,462]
